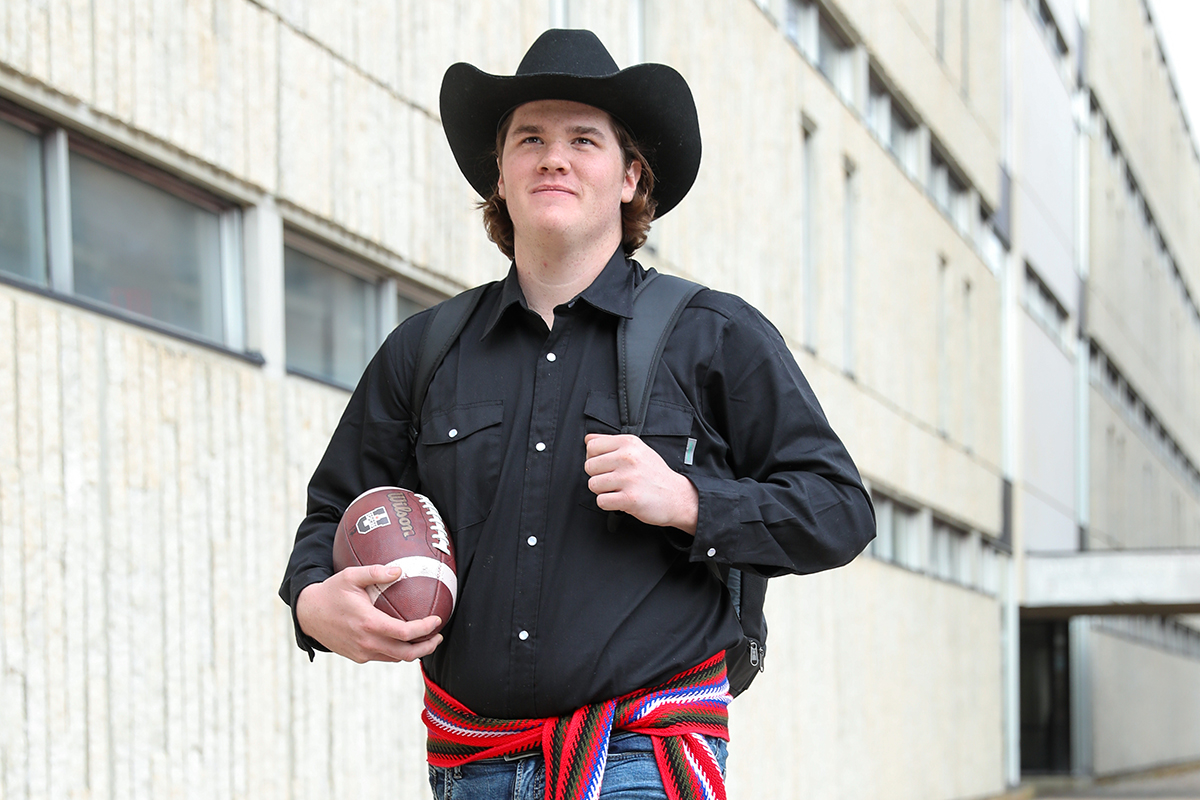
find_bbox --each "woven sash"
[422,653,732,800]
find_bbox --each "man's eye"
[575,137,594,146]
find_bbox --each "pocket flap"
[584,391,621,432]
[421,400,503,445]
[640,401,693,436]
[584,392,693,436]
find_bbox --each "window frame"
[0,96,251,356]
[282,229,439,390]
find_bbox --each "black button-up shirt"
[280,249,875,719]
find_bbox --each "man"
[280,28,875,800]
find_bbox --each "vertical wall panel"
[17,301,48,800]
[0,294,26,799]
[40,308,67,800]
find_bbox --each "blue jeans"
[427,732,728,800]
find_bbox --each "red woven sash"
[422,653,732,800]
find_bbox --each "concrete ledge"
[1024,549,1200,618]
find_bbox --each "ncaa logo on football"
[355,506,390,534]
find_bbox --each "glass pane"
[70,153,223,339]
[0,119,48,284]
[396,292,425,326]
[285,246,378,388]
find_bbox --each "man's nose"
[538,141,570,171]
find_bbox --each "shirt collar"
[482,247,637,337]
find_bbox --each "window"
[817,15,853,100]
[977,203,1003,274]
[397,291,425,324]
[70,151,228,341]
[0,117,47,284]
[889,104,919,177]
[785,0,817,60]
[284,243,381,389]
[1030,0,1068,62]
[867,75,891,141]
[930,151,950,211]
[932,520,972,584]
[963,279,973,450]
[787,0,854,100]
[872,497,895,561]
[929,144,970,233]
[867,70,920,178]
[937,256,950,436]
[0,102,244,348]
[284,234,433,389]
[1023,263,1070,350]
[867,493,920,567]
[892,501,922,571]
[870,490,1009,596]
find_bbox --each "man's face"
[497,99,641,254]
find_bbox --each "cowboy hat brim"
[439,59,701,219]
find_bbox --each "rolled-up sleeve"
[687,304,875,577]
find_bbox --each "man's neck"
[513,235,621,328]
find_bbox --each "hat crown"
[515,29,620,78]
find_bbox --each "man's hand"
[584,433,699,535]
[295,564,444,664]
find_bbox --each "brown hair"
[480,110,657,260]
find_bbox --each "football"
[332,486,457,632]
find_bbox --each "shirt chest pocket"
[580,391,697,509]
[416,400,504,531]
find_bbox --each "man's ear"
[496,159,506,200]
[621,159,642,203]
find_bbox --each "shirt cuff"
[287,567,333,660]
[687,473,751,566]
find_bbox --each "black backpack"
[404,270,768,697]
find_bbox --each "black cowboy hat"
[439,29,701,218]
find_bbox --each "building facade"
[0,0,1197,798]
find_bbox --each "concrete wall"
[1091,624,1200,776]
[1089,385,1200,549]
[1020,313,1077,552]
[1086,0,1200,463]
[0,285,432,800]
[1084,0,1200,552]
[732,558,1005,800]
[1088,0,1200,298]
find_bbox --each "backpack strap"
[618,271,703,435]
[407,283,490,447]
[619,270,768,697]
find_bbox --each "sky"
[1145,0,1200,151]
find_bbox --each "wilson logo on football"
[387,491,418,539]
[354,506,390,534]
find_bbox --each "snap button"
[546,353,557,362]
[448,428,458,438]
[527,536,537,546]
[707,548,717,558]
[518,630,529,641]
[535,442,546,452]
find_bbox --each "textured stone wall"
[1091,625,1200,776]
